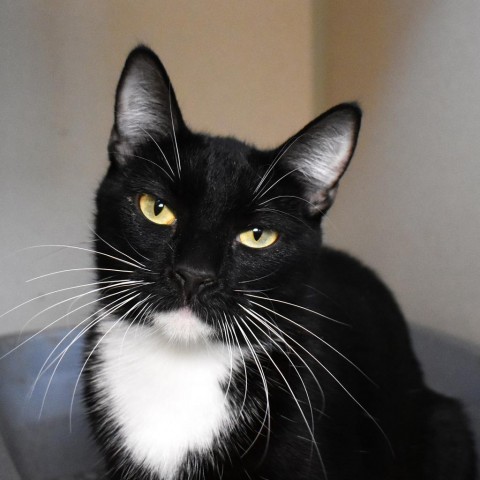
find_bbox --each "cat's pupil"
[252,228,263,241]
[154,200,165,216]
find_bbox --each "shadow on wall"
[0,324,478,478]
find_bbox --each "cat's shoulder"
[317,245,381,281]
[316,246,401,310]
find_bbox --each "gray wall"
[323,1,480,348]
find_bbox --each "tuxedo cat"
[84,46,476,480]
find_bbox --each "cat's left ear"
[109,45,186,163]
[278,103,361,215]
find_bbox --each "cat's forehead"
[186,136,255,176]
[179,135,262,203]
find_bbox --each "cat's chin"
[151,307,215,345]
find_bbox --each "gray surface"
[0,325,478,478]
[0,430,21,480]
[411,323,480,472]
[0,329,105,480]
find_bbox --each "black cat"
[84,46,476,480]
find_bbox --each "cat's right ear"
[109,45,186,164]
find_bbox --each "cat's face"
[94,46,361,345]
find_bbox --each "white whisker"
[220,318,234,402]
[233,316,271,459]
[236,316,326,477]
[120,295,153,353]
[245,300,392,453]
[254,168,301,203]
[40,292,142,421]
[18,280,148,336]
[168,83,182,177]
[68,297,145,426]
[26,267,134,283]
[30,288,143,394]
[241,310,318,462]
[90,227,148,269]
[224,319,249,420]
[258,195,313,207]
[246,298,373,383]
[137,125,176,178]
[25,244,151,271]
[240,305,325,411]
[253,133,306,198]
[237,271,277,285]
[254,207,313,230]
[234,288,275,294]
[1,281,147,361]
[1,278,144,336]
[124,237,151,263]
[108,150,175,183]
[245,293,347,326]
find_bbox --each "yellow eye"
[238,228,279,249]
[138,194,176,225]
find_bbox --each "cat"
[83,45,477,480]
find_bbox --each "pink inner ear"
[307,183,340,215]
[278,106,360,215]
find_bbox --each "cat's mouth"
[110,268,244,345]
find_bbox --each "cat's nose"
[173,265,216,301]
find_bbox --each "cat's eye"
[138,194,176,225]
[238,227,279,249]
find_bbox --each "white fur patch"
[95,313,240,479]
[152,307,214,344]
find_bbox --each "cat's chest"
[94,318,240,479]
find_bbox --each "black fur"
[84,46,476,480]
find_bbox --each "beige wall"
[0,1,317,335]
[323,1,480,346]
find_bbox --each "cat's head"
[95,46,361,345]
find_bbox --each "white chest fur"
[94,314,239,479]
